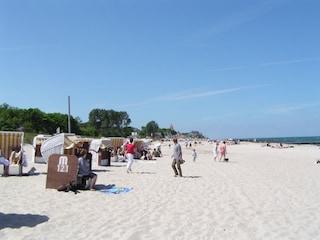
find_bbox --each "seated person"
[78,149,97,191]
[157,146,162,157]
[0,150,10,176]
[146,150,154,160]
[9,146,22,165]
[152,148,161,157]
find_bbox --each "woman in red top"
[126,138,135,173]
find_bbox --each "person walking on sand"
[192,149,197,162]
[219,141,227,162]
[213,140,219,161]
[126,138,135,173]
[171,138,183,177]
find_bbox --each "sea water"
[241,136,320,145]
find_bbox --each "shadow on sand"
[183,176,202,179]
[94,184,116,190]
[0,212,49,230]
[131,171,156,175]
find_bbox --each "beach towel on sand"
[99,186,133,195]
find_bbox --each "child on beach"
[192,149,197,162]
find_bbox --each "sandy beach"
[1,141,320,240]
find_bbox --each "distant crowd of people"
[261,142,294,148]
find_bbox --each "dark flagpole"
[68,96,71,133]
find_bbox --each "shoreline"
[238,135,320,145]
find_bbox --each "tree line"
[0,103,188,138]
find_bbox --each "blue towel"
[99,186,133,195]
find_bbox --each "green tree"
[47,113,81,134]
[159,128,173,138]
[139,126,147,138]
[22,108,46,132]
[0,104,22,130]
[79,122,97,136]
[145,121,159,138]
[88,109,131,137]
[88,109,104,133]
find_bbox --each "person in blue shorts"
[0,150,10,176]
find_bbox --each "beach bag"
[57,180,79,194]
[179,159,185,164]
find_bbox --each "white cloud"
[0,44,58,52]
[154,85,266,102]
[207,57,320,72]
[259,57,320,67]
[186,0,291,43]
[265,102,320,114]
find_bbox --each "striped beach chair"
[0,131,24,175]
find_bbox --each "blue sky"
[1,0,320,139]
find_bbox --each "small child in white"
[192,149,197,162]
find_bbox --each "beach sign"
[46,154,78,189]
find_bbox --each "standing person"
[115,147,121,162]
[126,138,135,173]
[192,149,197,162]
[219,141,227,162]
[78,149,97,190]
[213,140,219,161]
[171,138,183,177]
